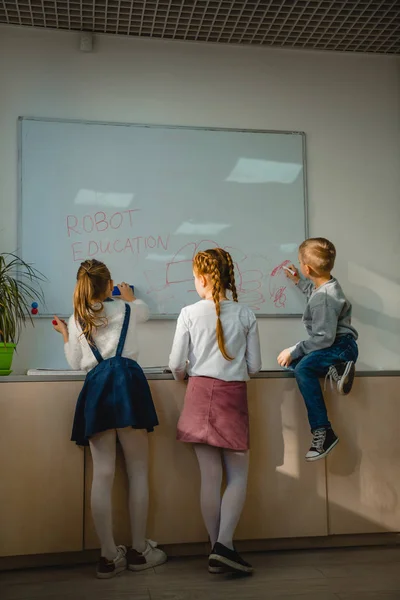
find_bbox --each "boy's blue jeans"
[287,335,358,432]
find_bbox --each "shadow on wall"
[345,260,400,357]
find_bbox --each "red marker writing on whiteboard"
[283,265,296,276]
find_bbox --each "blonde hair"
[193,248,238,361]
[74,259,111,341]
[299,238,336,274]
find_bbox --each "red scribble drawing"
[144,239,266,311]
[268,260,291,308]
[166,240,217,285]
[236,269,265,310]
[272,286,287,308]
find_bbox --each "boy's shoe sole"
[338,361,355,395]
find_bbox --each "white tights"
[89,427,149,559]
[194,444,249,550]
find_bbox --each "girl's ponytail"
[73,259,111,340]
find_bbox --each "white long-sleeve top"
[64,299,149,372]
[169,300,262,381]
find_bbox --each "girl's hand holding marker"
[112,282,136,302]
[52,316,69,343]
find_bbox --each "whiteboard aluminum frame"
[18,116,309,319]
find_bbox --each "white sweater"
[64,299,149,372]
[169,300,262,382]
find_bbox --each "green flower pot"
[0,344,16,374]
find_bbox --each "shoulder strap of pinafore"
[81,326,104,363]
[116,303,131,357]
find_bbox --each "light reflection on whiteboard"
[175,221,231,235]
[75,189,134,208]
[226,158,302,184]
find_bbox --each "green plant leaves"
[0,253,46,344]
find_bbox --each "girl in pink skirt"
[169,248,261,574]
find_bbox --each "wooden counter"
[0,374,399,564]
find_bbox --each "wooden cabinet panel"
[2,375,398,559]
[236,379,327,540]
[0,383,84,556]
[326,378,400,535]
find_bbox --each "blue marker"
[112,285,135,296]
[31,301,39,309]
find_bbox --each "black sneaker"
[209,542,253,574]
[325,361,355,395]
[305,428,339,462]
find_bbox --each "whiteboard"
[19,118,308,317]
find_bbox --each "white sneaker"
[96,545,127,579]
[128,539,167,571]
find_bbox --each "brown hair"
[73,259,111,341]
[299,237,336,274]
[193,248,238,361]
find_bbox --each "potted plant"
[0,253,45,375]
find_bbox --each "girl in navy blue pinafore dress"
[53,259,167,579]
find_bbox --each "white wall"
[1,26,399,374]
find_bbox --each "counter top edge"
[1,370,399,382]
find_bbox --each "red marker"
[52,319,58,325]
[31,308,38,315]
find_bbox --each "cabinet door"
[0,382,84,556]
[326,377,400,535]
[84,381,208,548]
[235,379,328,540]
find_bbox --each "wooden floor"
[2,546,400,600]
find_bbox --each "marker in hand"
[112,284,135,296]
[52,317,67,328]
[52,316,69,342]
[283,265,296,276]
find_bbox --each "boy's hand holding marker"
[283,264,300,284]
